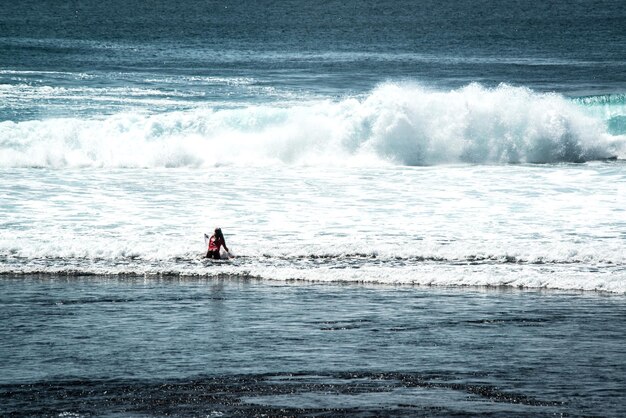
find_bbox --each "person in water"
[205,227,230,259]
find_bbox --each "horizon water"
[1,0,626,416]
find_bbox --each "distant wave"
[1,83,624,168]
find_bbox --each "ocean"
[1,0,625,416]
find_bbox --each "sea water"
[1,0,626,416]
[2,277,625,416]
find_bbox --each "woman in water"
[205,227,230,259]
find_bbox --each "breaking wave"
[0,83,624,168]
[1,251,625,294]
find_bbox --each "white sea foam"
[1,163,624,293]
[2,260,624,294]
[1,83,623,168]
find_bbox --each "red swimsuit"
[207,235,226,259]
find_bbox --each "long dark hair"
[214,227,224,241]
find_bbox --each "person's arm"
[222,237,229,253]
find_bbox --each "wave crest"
[1,83,623,167]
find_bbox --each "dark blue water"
[2,0,625,117]
[0,277,626,416]
[3,0,625,125]
[1,276,625,417]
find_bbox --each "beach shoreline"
[1,270,623,295]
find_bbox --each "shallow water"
[1,163,624,293]
[1,276,625,416]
